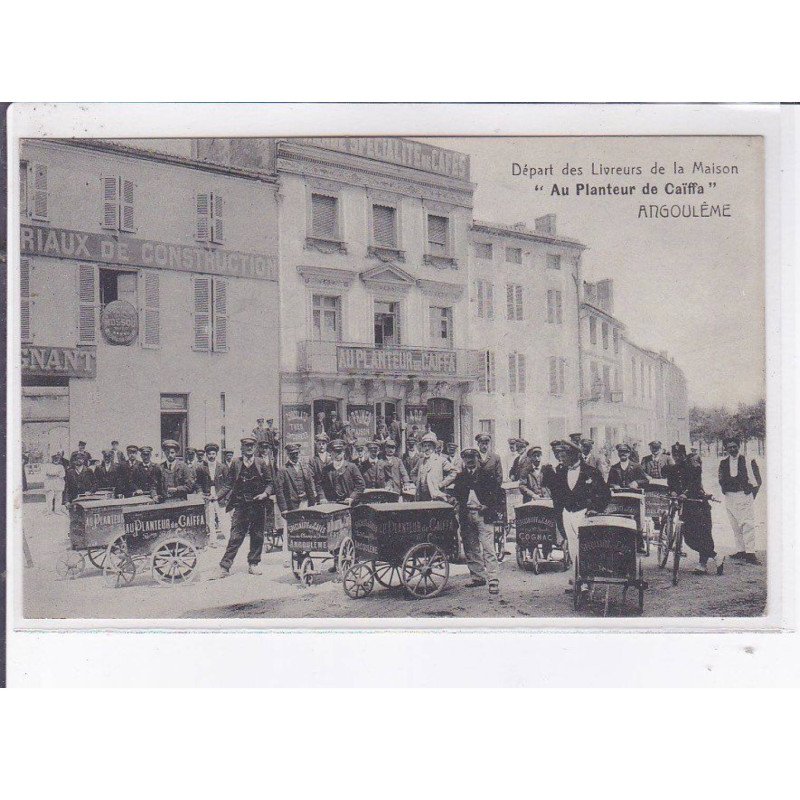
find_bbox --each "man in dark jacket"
[195,443,229,545]
[509,438,530,481]
[116,445,141,497]
[94,449,120,493]
[451,447,505,594]
[210,436,275,578]
[310,433,331,503]
[518,445,556,501]
[321,439,365,505]
[382,440,410,493]
[360,440,388,489]
[158,440,194,501]
[476,432,504,484]
[275,443,317,515]
[63,451,97,504]
[134,446,163,499]
[607,444,650,490]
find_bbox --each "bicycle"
[657,494,718,585]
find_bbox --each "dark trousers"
[220,502,266,570]
[681,502,716,561]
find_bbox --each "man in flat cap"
[518,445,555,501]
[403,436,420,482]
[95,449,120,493]
[321,439,365,506]
[451,447,505,594]
[509,438,530,481]
[719,435,761,565]
[183,447,199,488]
[195,443,230,546]
[159,440,194,501]
[210,436,276,578]
[580,438,608,480]
[63,450,97,505]
[641,440,673,480]
[276,443,317,516]
[382,439,410,493]
[475,432,504,484]
[115,445,141,498]
[310,432,331,503]
[568,432,583,448]
[134,446,162,499]
[607,444,649,490]
[360,440,388,489]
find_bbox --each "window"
[311,193,339,240]
[26,163,48,220]
[479,419,495,440]
[547,289,563,324]
[590,361,601,397]
[631,357,637,398]
[478,350,496,393]
[99,269,138,308]
[474,242,492,260]
[102,176,135,232]
[196,192,224,244]
[546,254,561,270]
[372,204,398,248]
[429,306,453,347]
[506,284,523,321]
[313,294,341,342]
[475,279,494,319]
[509,352,526,393]
[374,300,400,347]
[21,258,32,343]
[505,246,522,264]
[613,327,619,354]
[589,316,597,345]
[549,357,566,396]
[427,214,449,254]
[602,365,611,399]
[614,367,622,392]
[193,276,228,353]
[602,322,609,350]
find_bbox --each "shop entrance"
[160,394,188,455]
[374,401,398,435]
[427,397,455,444]
[313,399,341,438]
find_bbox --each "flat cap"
[240,436,257,445]
[285,443,301,454]
[616,443,631,454]
[648,440,662,448]
[161,439,180,450]
[329,439,346,451]
[204,443,220,452]
[140,446,153,454]
[126,444,139,452]
[475,433,492,443]
[461,447,479,458]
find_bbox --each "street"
[21,458,767,620]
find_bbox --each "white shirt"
[242,457,255,468]
[208,460,218,480]
[567,463,581,490]
[728,455,738,478]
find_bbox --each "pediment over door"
[359,263,417,294]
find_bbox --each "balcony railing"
[298,340,482,381]
[582,390,624,404]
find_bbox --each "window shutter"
[508,354,517,393]
[20,258,32,343]
[429,307,437,342]
[515,286,523,320]
[212,279,228,352]
[476,280,484,317]
[373,204,396,247]
[556,291,563,323]
[428,214,447,247]
[549,357,557,395]
[518,354,526,392]
[120,178,135,231]
[211,193,224,243]
[142,271,160,349]
[486,283,494,319]
[192,275,212,351]
[78,264,98,344]
[312,194,337,239]
[103,176,119,229]
[196,193,210,241]
[506,285,514,320]
[488,351,496,393]
[559,359,566,394]
[478,353,487,392]
[32,164,48,220]
[547,291,554,323]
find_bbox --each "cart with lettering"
[56,494,155,579]
[643,482,672,562]
[514,497,571,573]
[354,488,400,506]
[343,501,459,599]
[604,489,648,554]
[103,498,210,587]
[494,481,523,562]
[285,503,354,587]
[574,514,647,616]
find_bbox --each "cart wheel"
[672,523,683,586]
[338,537,355,577]
[86,547,108,571]
[299,556,316,587]
[562,538,572,571]
[494,525,507,562]
[531,547,540,575]
[104,552,136,588]
[151,537,198,586]
[342,562,375,599]
[400,543,449,599]
[373,562,403,588]
[573,557,582,612]
[638,561,645,614]
[659,516,674,569]
[515,546,526,569]
[55,550,85,579]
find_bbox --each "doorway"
[313,399,341,438]
[427,397,455,444]
[160,394,188,455]
[374,401,398,435]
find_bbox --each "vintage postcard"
[6,104,780,630]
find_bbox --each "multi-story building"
[18,139,280,468]
[467,215,585,453]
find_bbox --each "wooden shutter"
[476,280,484,317]
[559,359,566,395]
[556,291,562,323]
[488,351,496,393]
[506,285,514,320]
[120,178,135,231]
[142,271,160,349]
[312,194,337,239]
[32,164,48,220]
[211,193,224,243]
[515,286,523,320]
[518,354,526,392]
[212,279,228,352]
[508,353,517,393]
[549,357,557,395]
[192,276,211,351]
[20,258,32,343]
[486,283,494,318]
[196,193,210,241]
[78,264,98,344]
[428,214,447,249]
[103,176,119,229]
[373,204,396,247]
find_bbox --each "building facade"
[466,216,585,455]
[19,139,281,468]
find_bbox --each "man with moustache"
[321,439,365,505]
[195,443,229,546]
[382,439,410,494]
[719,435,761,565]
[518,445,555,500]
[607,443,650,490]
[360,440,388,489]
[310,432,331,502]
[158,440,194,501]
[134,446,163,499]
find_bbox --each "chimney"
[535,214,556,236]
[583,281,597,304]
[596,279,614,315]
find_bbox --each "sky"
[427,136,765,409]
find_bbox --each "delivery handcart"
[343,501,459,599]
[514,497,571,573]
[284,503,354,586]
[604,489,648,554]
[574,513,648,616]
[103,498,210,587]
[493,481,523,562]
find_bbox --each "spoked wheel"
[638,560,646,614]
[659,516,674,569]
[672,523,683,586]
[104,552,136,588]
[291,552,306,580]
[55,550,85,579]
[342,562,375,599]
[151,537,199,586]
[400,543,449,599]
[299,556,316,587]
[494,525,507,563]
[515,546,526,569]
[338,537,355,577]
[263,532,283,553]
[86,547,108,571]
[531,547,540,575]
[373,561,403,588]
[562,539,572,571]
